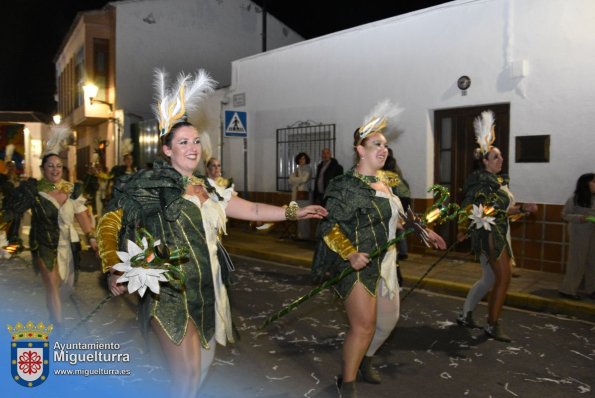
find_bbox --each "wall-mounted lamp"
[52,114,62,125]
[83,83,113,111]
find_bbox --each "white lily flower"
[116,266,169,297]
[468,204,496,231]
[112,237,168,297]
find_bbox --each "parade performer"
[97,68,327,397]
[0,124,97,332]
[456,110,537,342]
[311,101,446,397]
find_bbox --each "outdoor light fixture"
[83,83,113,111]
[52,114,62,125]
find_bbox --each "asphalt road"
[1,253,593,397]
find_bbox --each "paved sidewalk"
[222,224,595,323]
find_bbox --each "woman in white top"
[1,153,97,331]
[99,122,328,397]
[289,152,312,239]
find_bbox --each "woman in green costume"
[1,152,97,331]
[97,69,327,397]
[456,110,537,342]
[312,101,446,398]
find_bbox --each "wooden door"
[433,104,510,249]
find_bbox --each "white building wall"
[225,0,595,205]
[113,0,303,120]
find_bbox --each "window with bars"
[276,123,336,192]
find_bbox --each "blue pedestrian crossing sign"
[224,110,247,137]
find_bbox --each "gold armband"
[97,209,123,273]
[285,201,299,221]
[323,224,357,260]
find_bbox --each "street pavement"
[222,224,595,323]
[205,255,595,398]
[1,250,593,397]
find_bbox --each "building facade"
[221,0,595,273]
[54,0,303,179]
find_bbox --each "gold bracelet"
[285,201,299,221]
[85,231,97,244]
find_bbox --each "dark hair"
[41,153,61,167]
[472,147,499,170]
[382,153,396,171]
[206,157,219,168]
[574,173,595,208]
[161,121,194,148]
[294,152,310,165]
[353,128,364,148]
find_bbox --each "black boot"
[484,321,512,342]
[358,356,381,384]
[456,311,481,329]
[336,377,358,398]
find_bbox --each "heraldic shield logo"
[7,321,53,387]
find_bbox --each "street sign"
[224,110,247,137]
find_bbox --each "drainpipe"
[262,0,267,52]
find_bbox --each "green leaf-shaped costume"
[461,170,513,261]
[106,160,220,347]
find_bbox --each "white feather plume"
[152,68,216,137]
[473,110,496,155]
[358,99,403,142]
[44,124,72,157]
[121,138,134,156]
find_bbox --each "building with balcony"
[54,0,303,180]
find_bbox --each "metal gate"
[276,123,336,192]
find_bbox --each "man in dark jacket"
[313,148,343,204]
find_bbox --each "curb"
[226,245,595,324]
[405,277,595,323]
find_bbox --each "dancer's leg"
[342,282,376,383]
[462,254,495,314]
[37,258,62,325]
[365,280,399,356]
[152,319,203,398]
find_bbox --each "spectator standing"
[313,148,343,205]
[289,152,312,239]
[559,173,595,300]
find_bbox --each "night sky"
[0,0,450,115]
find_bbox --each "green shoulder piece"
[107,160,186,225]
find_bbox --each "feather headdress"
[43,124,72,157]
[357,99,403,144]
[121,138,134,157]
[473,110,496,155]
[152,68,216,137]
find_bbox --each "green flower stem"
[260,228,415,330]
[399,239,460,302]
[260,185,463,329]
[61,294,113,340]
